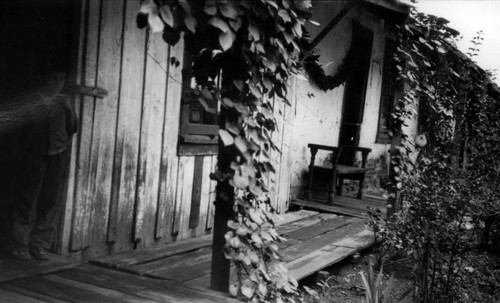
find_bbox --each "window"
[178,35,220,156]
[376,38,398,143]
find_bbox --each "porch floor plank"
[0,264,238,303]
[286,227,375,280]
[0,252,78,283]
[291,196,386,218]
[91,209,319,270]
[0,287,55,303]
[90,210,375,291]
[279,219,367,263]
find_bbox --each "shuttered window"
[178,35,220,156]
[376,38,398,143]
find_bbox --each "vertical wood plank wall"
[64,0,294,258]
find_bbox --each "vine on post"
[137,0,313,301]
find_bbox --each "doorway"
[0,0,77,266]
[338,23,374,153]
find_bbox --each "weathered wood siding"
[62,0,292,258]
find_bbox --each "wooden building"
[0,0,412,261]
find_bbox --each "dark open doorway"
[0,0,77,269]
[338,23,374,152]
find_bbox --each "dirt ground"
[300,248,413,303]
[301,246,500,303]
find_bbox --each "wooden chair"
[307,144,372,205]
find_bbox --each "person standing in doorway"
[9,70,77,261]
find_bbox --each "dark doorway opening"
[338,23,373,164]
[0,0,77,267]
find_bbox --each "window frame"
[177,36,220,156]
[376,37,398,144]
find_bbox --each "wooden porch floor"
[0,264,237,303]
[92,209,374,285]
[291,193,387,218]
[0,210,375,302]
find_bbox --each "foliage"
[301,39,353,91]
[359,263,395,303]
[137,0,312,301]
[370,7,500,303]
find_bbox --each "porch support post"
[210,187,233,291]
[210,97,235,291]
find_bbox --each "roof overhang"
[361,0,411,23]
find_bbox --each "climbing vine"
[138,0,312,301]
[370,7,500,303]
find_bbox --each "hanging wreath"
[301,26,357,91]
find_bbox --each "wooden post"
[210,94,235,291]
[210,183,233,291]
[327,149,340,205]
[307,146,318,200]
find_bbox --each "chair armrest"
[339,145,371,168]
[339,145,372,154]
[307,143,341,153]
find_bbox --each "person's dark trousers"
[11,148,69,251]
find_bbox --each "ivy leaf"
[259,283,268,296]
[234,103,249,115]
[249,208,264,225]
[209,17,230,33]
[139,0,157,14]
[162,26,180,45]
[251,231,263,245]
[222,97,234,108]
[229,284,239,297]
[184,13,197,33]
[282,32,292,45]
[248,25,260,41]
[201,87,213,100]
[308,19,320,26]
[241,284,254,299]
[242,164,256,178]
[226,121,241,135]
[249,180,264,197]
[293,0,312,10]
[136,13,148,29]
[219,30,235,51]
[233,173,249,189]
[235,136,248,153]
[278,9,291,23]
[220,3,238,19]
[148,12,165,33]
[229,17,243,31]
[204,0,217,15]
[219,129,234,146]
[293,21,302,37]
[159,5,174,27]
[233,80,244,91]
[178,1,191,13]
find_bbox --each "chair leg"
[327,170,338,206]
[337,177,344,196]
[357,174,365,199]
[307,148,318,201]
